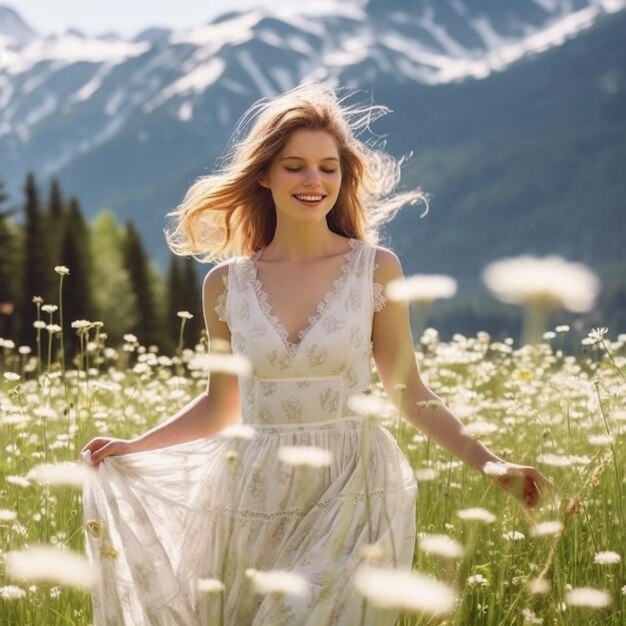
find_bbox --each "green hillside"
[376,11,626,337]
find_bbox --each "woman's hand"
[79,437,134,466]
[487,462,551,509]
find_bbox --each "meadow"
[0,314,624,625]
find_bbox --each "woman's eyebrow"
[278,156,339,162]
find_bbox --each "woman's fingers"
[79,438,129,465]
[522,476,541,508]
[495,465,551,509]
[81,438,108,454]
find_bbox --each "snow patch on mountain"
[472,16,519,49]
[597,0,626,11]
[70,64,116,103]
[4,31,148,74]
[170,11,261,49]
[420,5,473,57]
[146,58,226,111]
[238,48,278,97]
[277,1,366,21]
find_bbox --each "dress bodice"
[216,239,386,425]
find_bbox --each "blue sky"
[9,0,302,37]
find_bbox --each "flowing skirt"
[83,417,417,625]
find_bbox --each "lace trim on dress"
[372,263,387,312]
[214,273,229,322]
[203,489,387,521]
[243,239,362,358]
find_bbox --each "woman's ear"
[258,172,269,188]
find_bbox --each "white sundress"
[83,238,418,625]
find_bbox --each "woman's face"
[259,129,342,225]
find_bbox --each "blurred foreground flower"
[221,423,255,440]
[6,546,95,589]
[386,274,457,303]
[528,577,551,595]
[386,274,456,338]
[531,520,563,537]
[197,578,225,594]
[27,462,95,488]
[278,445,333,468]
[246,569,309,597]
[418,534,464,559]
[565,587,611,608]
[482,256,599,344]
[354,565,456,615]
[0,509,18,522]
[347,393,393,418]
[483,462,509,477]
[457,507,496,524]
[187,352,251,376]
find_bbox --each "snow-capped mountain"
[0,0,624,263]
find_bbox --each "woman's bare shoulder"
[202,259,232,294]
[373,245,403,281]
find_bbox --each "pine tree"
[89,211,137,345]
[46,177,64,265]
[18,173,54,346]
[123,222,160,346]
[166,256,203,349]
[181,257,203,346]
[166,255,183,344]
[0,180,16,339]
[57,197,93,355]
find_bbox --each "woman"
[81,83,548,625]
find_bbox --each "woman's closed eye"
[284,167,337,174]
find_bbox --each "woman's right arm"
[81,262,240,465]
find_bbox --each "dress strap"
[214,267,229,323]
[364,244,387,313]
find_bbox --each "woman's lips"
[293,193,325,205]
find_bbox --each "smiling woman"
[80,82,548,626]
[165,83,423,262]
[259,129,342,222]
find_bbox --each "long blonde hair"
[166,82,427,262]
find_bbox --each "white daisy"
[354,565,456,615]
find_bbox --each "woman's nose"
[303,168,321,185]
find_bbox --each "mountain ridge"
[0,0,624,297]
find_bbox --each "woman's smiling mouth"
[293,194,325,204]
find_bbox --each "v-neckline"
[245,238,361,358]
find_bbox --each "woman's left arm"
[371,248,549,508]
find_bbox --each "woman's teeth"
[294,194,323,201]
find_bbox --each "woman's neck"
[264,222,348,262]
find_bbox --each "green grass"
[0,327,624,625]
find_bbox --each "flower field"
[0,324,624,625]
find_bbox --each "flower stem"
[598,338,626,381]
[58,274,68,401]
